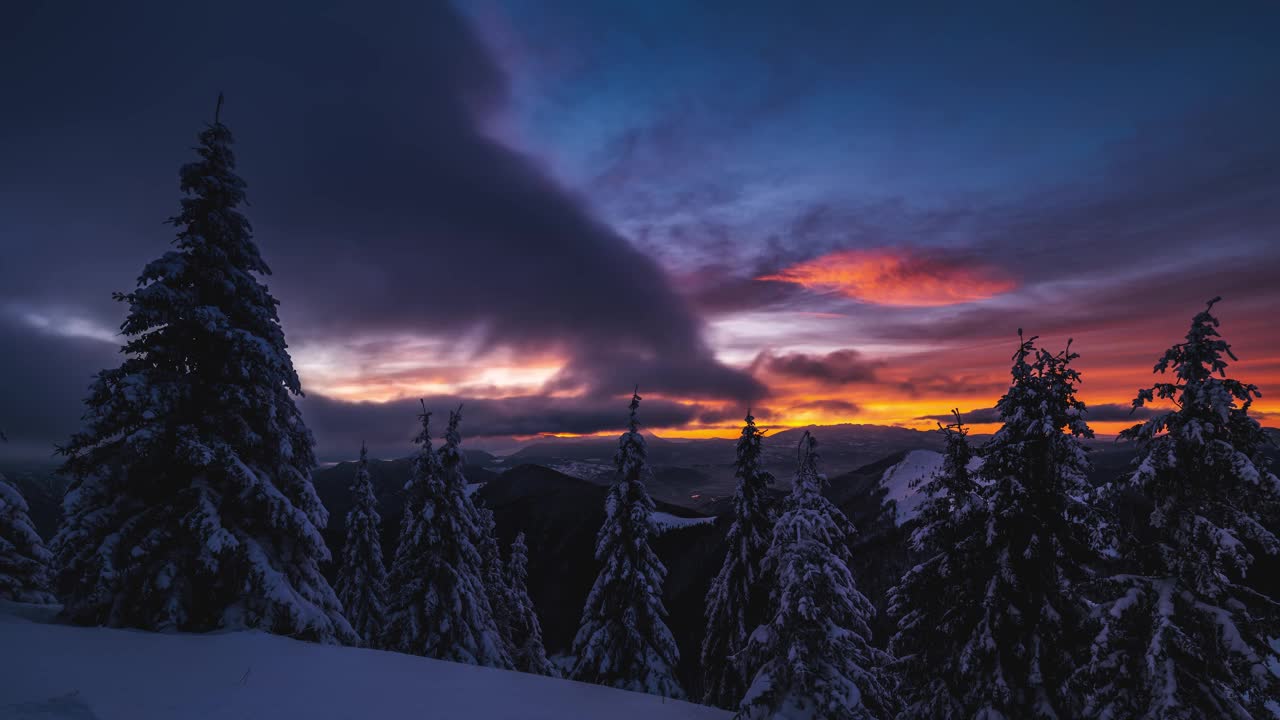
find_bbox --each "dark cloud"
[917,402,1161,427]
[0,0,761,417]
[788,399,862,415]
[299,392,721,462]
[751,349,883,385]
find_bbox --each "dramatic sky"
[3,1,1278,460]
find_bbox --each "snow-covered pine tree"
[506,531,558,676]
[476,503,516,658]
[738,431,895,720]
[1080,298,1280,719]
[383,406,510,667]
[888,410,987,719]
[0,472,56,603]
[571,390,684,698]
[335,443,389,648]
[52,104,352,643]
[946,332,1101,717]
[701,409,775,709]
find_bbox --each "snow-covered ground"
[880,449,943,525]
[651,511,716,534]
[0,601,728,720]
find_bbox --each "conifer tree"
[335,444,388,647]
[701,410,775,709]
[1081,298,1280,719]
[384,406,510,667]
[476,503,516,657]
[944,333,1100,717]
[888,411,986,719]
[738,432,895,720]
[571,390,684,698]
[52,103,352,642]
[506,532,558,676]
[0,472,56,603]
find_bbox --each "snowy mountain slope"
[879,449,944,525]
[651,511,717,533]
[0,602,728,720]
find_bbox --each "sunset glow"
[758,249,1016,307]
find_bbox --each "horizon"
[3,1,1278,463]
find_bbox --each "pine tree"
[702,409,775,709]
[1081,298,1280,719]
[0,472,56,603]
[571,390,684,698]
[946,333,1101,717]
[888,411,986,719]
[506,531,558,676]
[383,406,511,667]
[476,503,516,658]
[335,444,388,647]
[738,431,895,720]
[52,104,352,643]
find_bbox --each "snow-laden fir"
[738,431,896,720]
[0,601,727,720]
[571,391,684,699]
[0,473,55,603]
[52,111,352,643]
[701,410,775,709]
[383,407,511,667]
[334,443,388,647]
[1081,298,1280,719]
[506,531,559,676]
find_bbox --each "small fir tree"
[571,390,684,698]
[335,444,389,647]
[702,409,776,709]
[888,411,986,719]
[1081,298,1280,719]
[0,472,56,603]
[383,406,510,667]
[506,532,558,676]
[476,503,516,657]
[738,432,895,720]
[53,104,351,642]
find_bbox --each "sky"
[2,0,1278,460]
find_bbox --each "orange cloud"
[758,248,1016,307]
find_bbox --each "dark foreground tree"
[571,391,683,698]
[384,407,510,667]
[738,432,895,720]
[506,532,557,676]
[0,472,55,603]
[702,410,775,709]
[1081,299,1280,719]
[888,411,984,719]
[53,105,351,642]
[335,444,388,647]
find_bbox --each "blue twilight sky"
[1,0,1278,459]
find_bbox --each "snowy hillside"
[0,602,728,720]
[651,511,717,533]
[880,449,944,524]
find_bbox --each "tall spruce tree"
[949,333,1101,717]
[1080,299,1280,719]
[738,431,895,720]
[888,411,986,719]
[52,105,351,642]
[476,503,516,657]
[506,531,558,676]
[701,410,775,709]
[0,472,55,603]
[571,390,683,698]
[383,406,510,667]
[335,443,389,647]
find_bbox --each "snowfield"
[880,449,944,525]
[0,601,728,720]
[651,511,717,534]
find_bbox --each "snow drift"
[0,601,728,720]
